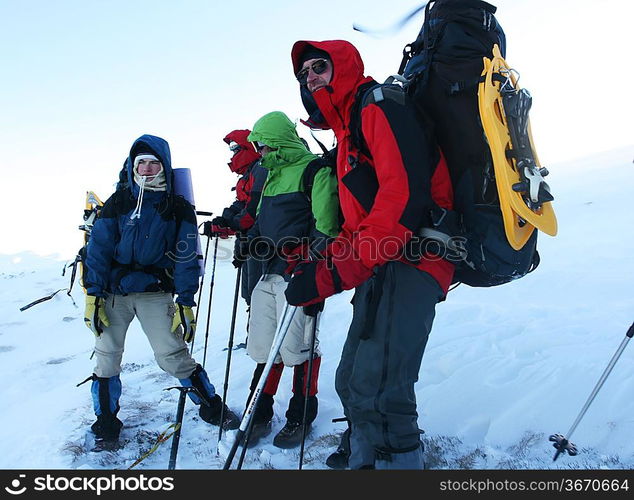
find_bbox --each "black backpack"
[352,0,554,287]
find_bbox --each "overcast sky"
[1,0,632,257]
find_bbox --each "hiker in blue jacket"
[83,134,240,442]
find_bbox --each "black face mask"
[300,84,329,130]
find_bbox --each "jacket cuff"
[86,287,105,298]
[176,294,196,307]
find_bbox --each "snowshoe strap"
[450,73,506,95]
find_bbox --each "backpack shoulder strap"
[302,157,335,200]
[349,79,408,159]
[100,187,135,218]
[171,194,197,227]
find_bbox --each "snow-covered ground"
[0,146,632,470]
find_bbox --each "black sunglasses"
[296,59,330,85]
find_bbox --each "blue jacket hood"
[127,134,173,194]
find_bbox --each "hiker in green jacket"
[238,111,340,448]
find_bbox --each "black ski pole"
[191,233,211,350]
[202,236,220,368]
[223,304,298,470]
[167,230,211,470]
[550,322,634,461]
[167,388,187,470]
[298,304,321,470]
[217,264,242,445]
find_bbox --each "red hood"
[291,40,374,136]
[223,129,261,174]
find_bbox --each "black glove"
[303,301,324,317]
[232,236,250,268]
[211,216,229,228]
[202,220,214,237]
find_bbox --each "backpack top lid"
[401,0,506,80]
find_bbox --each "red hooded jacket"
[221,130,264,232]
[291,40,455,294]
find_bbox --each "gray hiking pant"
[247,274,320,366]
[335,261,444,469]
[93,292,197,380]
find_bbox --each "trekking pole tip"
[549,433,577,461]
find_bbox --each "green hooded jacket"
[247,111,340,275]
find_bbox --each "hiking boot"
[89,374,122,441]
[246,420,272,448]
[91,414,123,441]
[199,395,240,430]
[326,427,350,469]
[273,421,308,449]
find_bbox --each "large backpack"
[354,0,556,287]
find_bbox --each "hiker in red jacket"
[285,40,455,469]
[211,130,267,312]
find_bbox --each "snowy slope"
[0,146,632,470]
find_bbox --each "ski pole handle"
[626,322,634,338]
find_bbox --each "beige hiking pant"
[247,274,320,366]
[93,292,197,379]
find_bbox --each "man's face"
[137,158,162,177]
[297,57,333,93]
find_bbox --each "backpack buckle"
[430,207,447,228]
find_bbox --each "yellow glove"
[84,295,110,336]
[171,304,196,343]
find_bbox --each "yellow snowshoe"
[478,44,557,250]
[78,191,104,292]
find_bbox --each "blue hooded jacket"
[85,134,199,306]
